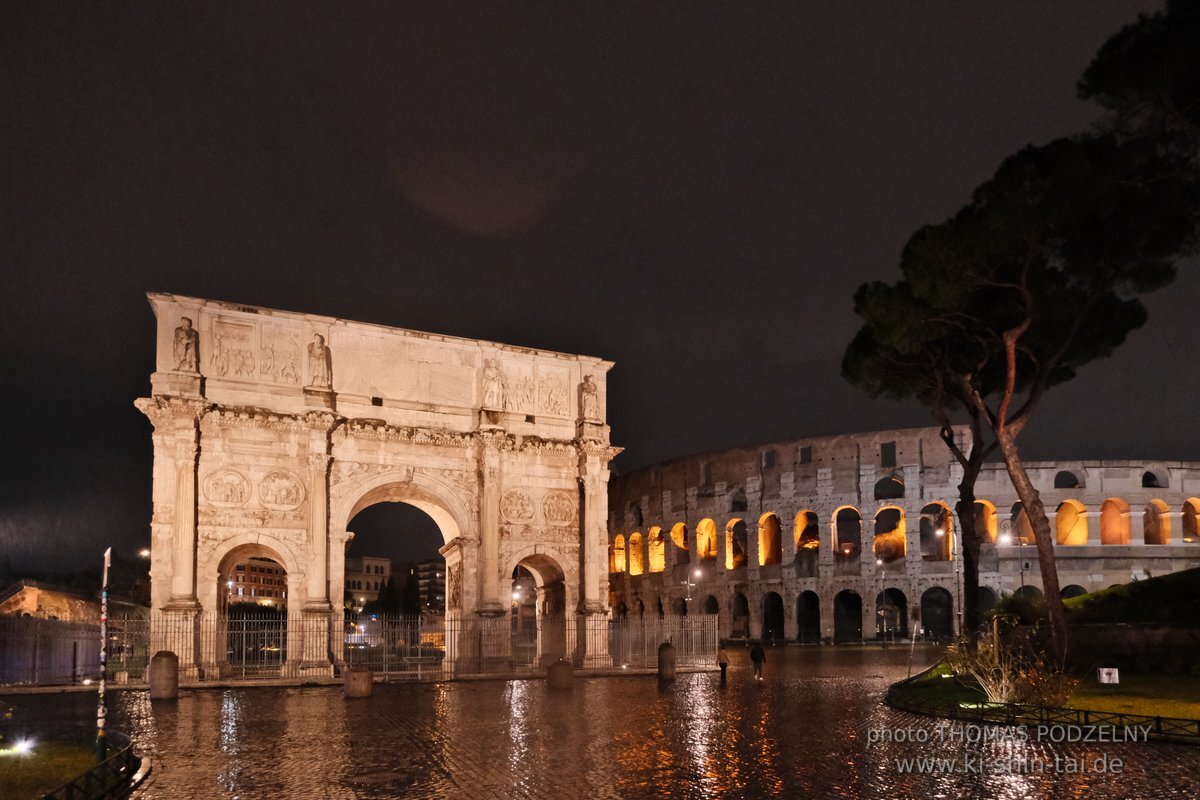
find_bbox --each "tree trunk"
[955,475,982,643]
[995,431,1067,663]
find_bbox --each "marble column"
[478,433,505,614]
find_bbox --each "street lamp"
[682,568,701,604]
[935,527,963,635]
[999,530,1025,588]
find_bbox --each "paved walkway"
[7,646,1199,798]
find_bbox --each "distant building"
[416,560,446,614]
[345,556,392,612]
[0,579,148,621]
[226,557,287,608]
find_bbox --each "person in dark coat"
[749,643,766,680]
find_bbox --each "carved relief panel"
[210,318,257,379]
[260,324,302,386]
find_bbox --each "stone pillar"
[477,432,505,614]
[304,450,332,609]
[576,441,619,666]
[783,590,798,641]
[169,421,200,605]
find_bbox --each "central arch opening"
[345,501,447,615]
[341,489,456,678]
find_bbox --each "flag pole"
[97,546,111,763]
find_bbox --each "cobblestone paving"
[9,646,1200,799]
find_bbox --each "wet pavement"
[7,645,1199,799]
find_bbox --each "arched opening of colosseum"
[704,595,719,615]
[794,510,820,552]
[973,500,998,543]
[833,590,862,643]
[647,527,665,573]
[696,518,719,562]
[797,591,820,643]
[670,522,690,563]
[920,587,953,641]
[875,588,907,638]
[1143,499,1171,545]
[725,518,748,570]
[672,597,688,616]
[1183,499,1200,544]
[1055,499,1088,546]
[627,532,645,575]
[1061,584,1088,599]
[1054,470,1081,489]
[872,506,906,564]
[977,587,998,619]
[1014,585,1043,601]
[794,510,820,577]
[834,506,862,559]
[614,601,628,619]
[919,502,953,561]
[635,598,645,618]
[874,475,905,501]
[1010,503,1035,545]
[656,597,665,617]
[1142,469,1169,489]
[758,513,782,566]
[611,535,626,573]
[731,592,750,638]
[1100,498,1131,545]
[217,543,290,675]
[762,592,785,641]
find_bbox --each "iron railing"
[1,611,718,686]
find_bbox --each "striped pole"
[97,547,111,763]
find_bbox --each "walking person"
[749,642,766,680]
[717,645,730,684]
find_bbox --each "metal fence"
[0,612,718,686]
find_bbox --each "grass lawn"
[1069,673,1200,719]
[0,740,97,800]
[894,661,986,707]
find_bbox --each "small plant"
[943,626,1026,704]
[1018,660,1080,706]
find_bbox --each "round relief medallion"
[542,490,577,525]
[258,470,306,510]
[202,469,250,507]
[501,489,535,523]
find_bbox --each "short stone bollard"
[343,666,373,698]
[657,641,676,682]
[148,651,179,700]
[546,658,574,689]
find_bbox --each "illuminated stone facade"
[138,293,618,675]
[607,427,1200,642]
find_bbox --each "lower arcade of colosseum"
[607,426,1200,643]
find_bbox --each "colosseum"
[606,426,1200,644]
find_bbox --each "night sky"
[3,2,1193,573]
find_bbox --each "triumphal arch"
[136,293,619,676]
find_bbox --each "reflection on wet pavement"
[11,646,1199,799]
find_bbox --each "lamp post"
[875,558,890,646]
[1000,528,1025,589]
[935,526,962,636]
[681,568,701,604]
